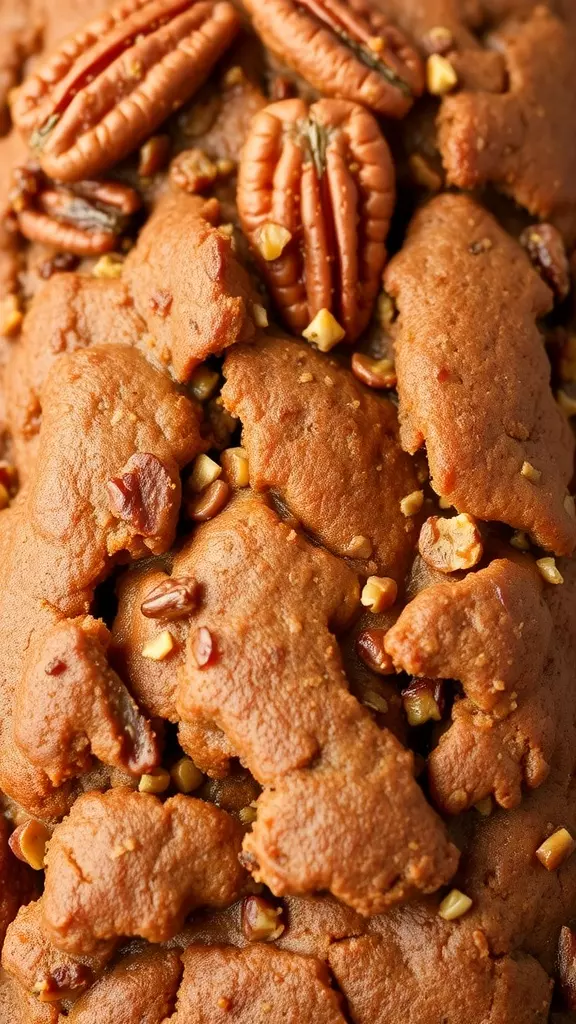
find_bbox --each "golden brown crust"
[385,194,576,555]
[65,949,183,1024]
[42,788,247,955]
[222,336,420,583]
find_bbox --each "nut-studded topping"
[520,223,570,301]
[107,452,178,539]
[243,0,423,118]
[351,353,397,390]
[11,0,241,182]
[10,164,141,255]
[238,97,395,341]
[418,513,483,574]
[401,678,444,727]
[8,819,51,870]
[360,576,398,614]
[141,576,200,620]
[558,926,576,1011]
[241,895,285,942]
[535,828,575,871]
[188,479,230,521]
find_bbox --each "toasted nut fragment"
[402,678,443,727]
[535,828,576,870]
[360,576,398,613]
[408,153,443,192]
[438,889,473,920]
[362,690,389,714]
[141,576,199,620]
[558,388,576,417]
[241,895,285,942]
[521,460,542,483]
[426,54,458,95]
[139,134,171,177]
[221,447,250,488]
[422,25,454,55]
[400,490,424,516]
[92,253,124,279]
[252,303,269,328]
[558,925,576,1011]
[33,962,93,1003]
[189,454,222,493]
[0,461,19,495]
[356,629,395,675]
[108,452,178,540]
[344,534,373,559]
[141,630,175,661]
[139,768,171,794]
[191,626,215,668]
[0,294,23,336]
[536,557,564,585]
[8,819,51,870]
[189,366,221,403]
[351,353,397,390]
[474,796,493,817]
[170,758,204,794]
[520,223,570,301]
[510,530,530,551]
[255,222,292,261]
[418,513,483,573]
[170,148,219,194]
[188,479,230,521]
[303,309,346,353]
[239,804,258,825]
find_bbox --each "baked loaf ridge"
[0,0,575,1021]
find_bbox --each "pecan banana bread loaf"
[0,1,576,1021]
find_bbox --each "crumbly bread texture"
[1,0,576,1021]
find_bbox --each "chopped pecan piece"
[418,513,483,573]
[238,98,395,340]
[385,195,576,555]
[107,452,179,544]
[42,788,247,953]
[243,0,423,118]
[140,576,199,620]
[11,0,241,182]
[175,493,458,915]
[520,223,570,302]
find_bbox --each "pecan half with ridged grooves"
[237,98,395,341]
[243,0,423,118]
[10,0,241,182]
[9,164,141,255]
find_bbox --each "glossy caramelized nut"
[141,576,200,620]
[138,767,171,794]
[107,452,178,540]
[360,576,398,613]
[401,678,444,727]
[170,757,204,793]
[351,353,397,389]
[241,895,285,942]
[8,818,51,870]
[356,628,396,675]
[188,479,230,521]
[243,0,423,118]
[188,453,222,493]
[520,222,570,301]
[535,828,575,870]
[220,447,250,488]
[418,513,483,574]
[438,889,472,921]
[11,0,241,182]
[238,97,395,341]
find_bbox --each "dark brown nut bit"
[558,925,576,1011]
[520,223,570,302]
[188,478,230,521]
[355,628,395,675]
[241,895,285,942]
[107,452,179,539]
[351,352,397,389]
[170,147,219,193]
[238,97,395,341]
[141,575,200,619]
[418,513,483,574]
[10,165,142,255]
[138,133,171,177]
[11,0,241,182]
[401,678,445,727]
[243,0,423,118]
[33,963,94,1003]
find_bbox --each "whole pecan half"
[237,98,395,341]
[11,0,241,182]
[10,163,141,255]
[243,0,423,118]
